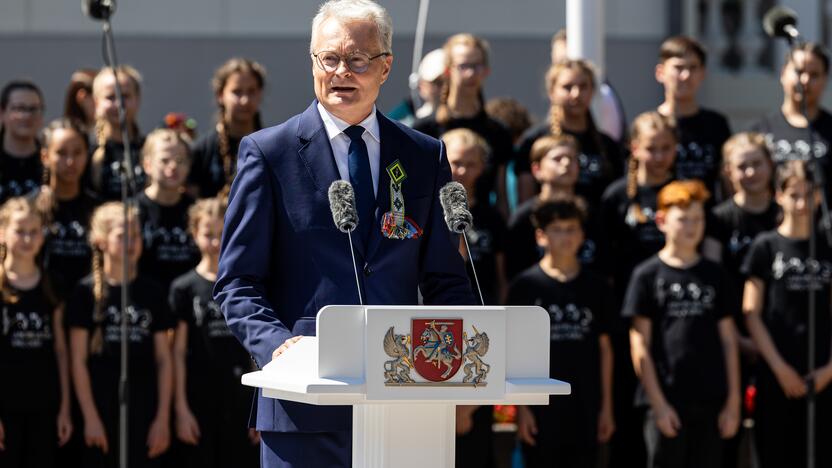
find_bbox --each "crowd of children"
[0,28,831,468]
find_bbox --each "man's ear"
[380,55,394,84]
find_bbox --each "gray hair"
[310,0,393,54]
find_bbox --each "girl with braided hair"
[413,33,513,217]
[188,58,265,198]
[88,66,145,202]
[0,194,73,467]
[599,111,677,468]
[516,60,624,208]
[67,202,174,467]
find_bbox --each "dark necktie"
[343,125,375,246]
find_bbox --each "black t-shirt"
[622,256,732,407]
[188,129,242,198]
[674,108,732,199]
[169,269,251,379]
[137,193,200,290]
[741,231,832,373]
[750,110,832,198]
[413,111,513,200]
[505,197,602,280]
[65,275,173,392]
[0,147,42,204]
[0,280,60,412]
[43,190,100,297]
[88,138,146,202]
[711,199,780,321]
[600,176,672,299]
[515,122,624,209]
[465,203,506,304]
[507,266,610,446]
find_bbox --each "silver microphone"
[328,180,363,305]
[439,182,484,305]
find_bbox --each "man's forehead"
[314,18,380,51]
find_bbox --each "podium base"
[353,404,455,467]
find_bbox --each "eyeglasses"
[312,50,390,74]
[6,104,43,116]
[454,62,485,73]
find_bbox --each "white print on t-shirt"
[106,160,145,195]
[578,152,604,183]
[625,206,657,227]
[729,232,754,255]
[766,136,828,163]
[102,305,152,343]
[535,300,594,342]
[771,252,832,290]
[654,278,716,318]
[676,142,717,180]
[49,220,89,257]
[0,179,39,201]
[142,224,193,262]
[192,297,233,338]
[2,307,52,349]
[465,229,493,262]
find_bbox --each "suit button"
[364,264,373,276]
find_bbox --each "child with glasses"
[0,80,45,204]
[413,33,514,218]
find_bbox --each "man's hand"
[272,336,304,360]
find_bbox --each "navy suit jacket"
[214,101,474,432]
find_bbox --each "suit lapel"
[296,101,340,194]
[296,101,367,259]
[366,112,399,260]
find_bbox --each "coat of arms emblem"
[383,318,490,386]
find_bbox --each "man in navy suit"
[214,0,474,466]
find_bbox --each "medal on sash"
[381,160,423,239]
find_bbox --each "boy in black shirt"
[509,200,614,468]
[655,37,732,200]
[624,180,740,468]
[507,135,601,279]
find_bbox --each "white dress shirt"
[317,102,381,196]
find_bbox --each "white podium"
[242,305,570,467]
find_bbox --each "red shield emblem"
[411,318,463,382]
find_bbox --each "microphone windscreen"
[439,182,473,234]
[763,6,797,38]
[82,0,116,20]
[328,180,358,233]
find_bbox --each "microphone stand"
[408,0,431,110]
[99,14,139,468]
[785,34,832,468]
